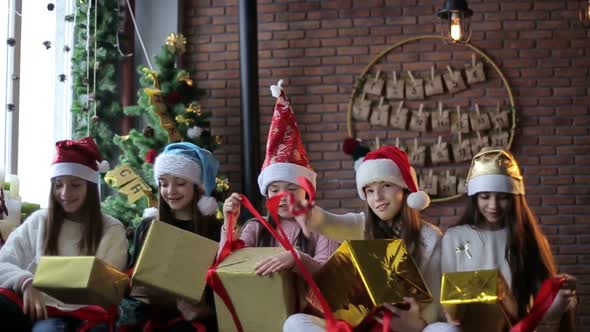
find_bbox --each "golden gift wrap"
[32,256,129,307]
[131,220,219,307]
[213,247,299,332]
[311,239,432,327]
[440,269,517,330]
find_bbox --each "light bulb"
[450,12,462,42]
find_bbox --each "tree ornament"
[87,93,95,102]
[185,103,201,116]
[165,91,181,105]
[178,72,193,87]
[187,126,203,139]
[42,41,52,49]
[91,115,99,123]
[81,106,89,113]
[175,115,194,125]
[7,38,16,47]
[142,126,155,138]
[144,149,157,164]
[215,177,230,192]
[165,33,187,54]
[47,3,55,11]
[82,78,89,85]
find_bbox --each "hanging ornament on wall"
[437,0,473,43]
[65,14,74,22]
[7,38,16,47]
[63,45,70,52]
[42,41,52,49]
[58,74,67,82]
[47,3,55,11]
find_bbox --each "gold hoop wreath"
[346,35,517,203]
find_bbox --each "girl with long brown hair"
[124,142,221,332]
[284,145,458,332]
[0,137,127,331]
[441,147,577,331]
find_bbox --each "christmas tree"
[101,33,229,227]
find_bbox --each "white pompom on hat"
[355,145,430,210]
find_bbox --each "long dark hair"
[158,184,219,241]
[364,190,423,265]
[458,195,564,319]
[44,180,103,255]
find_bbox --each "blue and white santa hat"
[153,142,219,215]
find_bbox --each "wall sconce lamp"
[437,0,473,43]
[580,0,590,26]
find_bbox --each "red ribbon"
[213,176,352,332]
[510,276,566,332]
[0,288,116,332]
[206,211,246,332]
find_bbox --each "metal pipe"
[238,0,261,215]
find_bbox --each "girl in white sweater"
[441,147,577,331]
[284,146,458,332]
[0,137,127,331]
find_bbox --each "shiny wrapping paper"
[213,247,299,332]
[311,239,432,327]
[131,220,219,307]
[440,269,517,330]
[32,256,129,307]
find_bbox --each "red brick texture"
[183,0,589,327]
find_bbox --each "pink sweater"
[219,218,339,275]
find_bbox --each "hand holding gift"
[177,299,212,322]
[254,250,296,276]
[23,284,48,321]
[380,298,427,332]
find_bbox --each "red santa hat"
[356,145,430,210]
[257,80,317,196]
[49,137,110,184]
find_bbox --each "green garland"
[70,0,122,163]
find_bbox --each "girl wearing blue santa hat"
[123,142,221,332]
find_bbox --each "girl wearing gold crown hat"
[441,147,577,331]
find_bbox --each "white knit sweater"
[0,209,128,310]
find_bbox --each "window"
[1,0,73,206]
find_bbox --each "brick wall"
[183,0,589,327]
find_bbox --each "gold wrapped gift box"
[214,247,299,332]
[32,256,129,307]
[131,220,219,307]
[311,239,432,327]
[441,269,517,331]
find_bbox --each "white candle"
[8,175,19,199]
